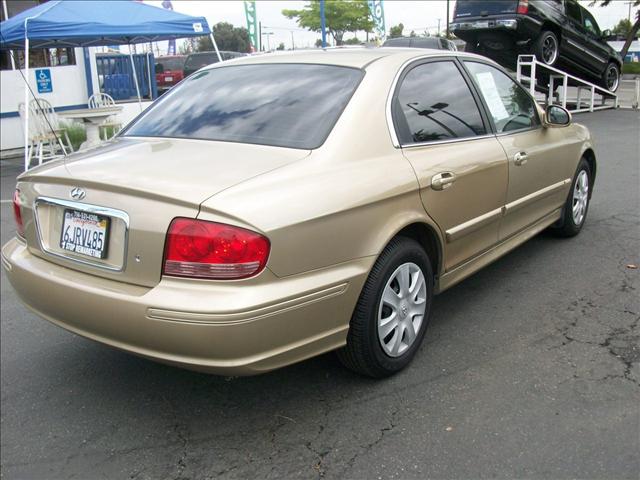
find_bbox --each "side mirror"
[543,105,571,127]
[601,29,612,39]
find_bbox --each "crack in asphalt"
[554,281,639,387]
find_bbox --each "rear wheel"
[551,158,591,237]
[602,62,620,92]
[534,30,559,66]
[337,237,434,378]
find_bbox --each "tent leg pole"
[129,46,142,111]
[24,36,30,171]
[210,34,222,62]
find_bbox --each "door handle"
[514,151,528,166]
[431,172,456,191]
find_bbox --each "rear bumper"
[2,237,371,375]
[452,15,541,46]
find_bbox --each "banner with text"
[244,1,258,52]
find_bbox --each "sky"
[145,0,639,53]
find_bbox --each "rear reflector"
[13,189,25,238]
[162,218,270,280]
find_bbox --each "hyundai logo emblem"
[70,187,86,201]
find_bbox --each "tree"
[613,18,633,38]
[389,23,404,38]
[197,22,251,53]
[315,38,324,48]
[590,0,640,60]
[409,30,417,38]
[276,42,286,50]
[282,0,373,46]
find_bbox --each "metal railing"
[516,54,618,113]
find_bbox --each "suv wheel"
[337,237,434,378]
[602,62,620,92]
[534,30,559,66]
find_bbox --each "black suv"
[451,0,622,91]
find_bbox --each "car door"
[562,0,591,71]
[462,60,571,240]
[391,59,509,270]
[579,6,609,74]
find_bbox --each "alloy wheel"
[572,170,589,225]
[377,262,427,357]
[606,65,619,92]
[542,35,558,65]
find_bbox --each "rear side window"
[465,61,540,133]
[393,61,486,145]
[124,64,363,149]
[565,0,582,23]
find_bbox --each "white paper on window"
[475,72,509,121]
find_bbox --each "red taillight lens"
[516,0,528,14]
[13,189,25,237]
[163,218,270,279]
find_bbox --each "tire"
[337,237,434,378]
[534,30,559,66]
[601,61,620,92]
[551,158,591,237]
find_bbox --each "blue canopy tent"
[0,0,221,170]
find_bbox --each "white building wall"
[0,47,89,150]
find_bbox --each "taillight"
[162,218,270,279]
[13,189,25,237]
[517,0,528,14]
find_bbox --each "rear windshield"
[157,57,185,71]
[454,0,518,17]
[124,64,363,149]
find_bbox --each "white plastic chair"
[88,92,122,139]
[22,99,73,168]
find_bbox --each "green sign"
[244,1,258,52]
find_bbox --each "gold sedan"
[2,49,595,377]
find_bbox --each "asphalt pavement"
[1,109,638,479]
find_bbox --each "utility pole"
[263,31,273,51]
[291,31,295,50]
[259,21,262,51]
[446,0,450,38]
[437,18,441,36]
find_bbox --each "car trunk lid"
[17,137,309,287]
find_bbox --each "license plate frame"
[59,209,111,259]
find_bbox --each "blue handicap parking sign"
[35,69,52,93]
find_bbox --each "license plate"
[60,209,110,259]
[165,76,173,82]
[475,21,489,28]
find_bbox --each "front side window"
[581,8,601,36]
[124,64,363,149]
[393,61,486,145]
[465,61,540,133]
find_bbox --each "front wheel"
[602,62,620,92]
[551,158,591,237]
[337,237,434,378]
